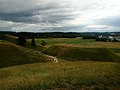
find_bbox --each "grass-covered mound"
[0,41,53,68]
[43,45,120,62]
[0,61,119,90]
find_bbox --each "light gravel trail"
[35,51,58,63]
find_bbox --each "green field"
[0,36,120,90]
[28,38,95,45]
[27,38,120,48]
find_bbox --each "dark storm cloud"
[0,0,75,24]
[0,12,33,22]
[0,7,76,24]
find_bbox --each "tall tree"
[31,38,36,47]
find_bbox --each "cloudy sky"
[0,0,120,32]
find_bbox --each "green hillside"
[43,45,120,62]
[0,41,53,68]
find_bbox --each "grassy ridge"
[0,41,53,68]
[0,61,120,90]
[43,45,120,62]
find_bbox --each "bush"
[41,40,46,46]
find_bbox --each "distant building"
[96,35,120,42]
[116,37,120,42]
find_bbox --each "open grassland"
[5,35,120,55]
[0,41,53,68]
[27,38,120,62]
[28,38,120,58]
[27,38,120,48]
[1,37,120,90]
[2,35,120,48]
[0,61,120,90]
[30,38,95,45]
[43,45,120,62]
[1,37,120,66]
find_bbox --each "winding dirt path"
[35,51,58,63]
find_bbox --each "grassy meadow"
[0,36,120,90]
[27,38,120,48]
[0,61,120,90]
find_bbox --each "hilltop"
[43,45,120,62]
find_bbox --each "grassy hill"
[0,41,53,68]
[0,61,120,90]
[0,37,120,90]
[43,45,120,62]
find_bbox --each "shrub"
[41,40,46,46]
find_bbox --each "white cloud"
[0,0,120,32]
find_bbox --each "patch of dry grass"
[0,61,120,90]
